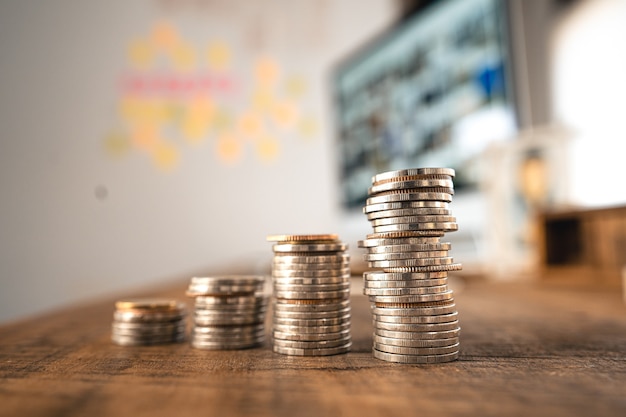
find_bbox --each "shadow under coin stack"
[186,276,269,350]
[267,234,352,356]
[358,168,462,364]
[111,299,187,346]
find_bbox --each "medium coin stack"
[111,298,187,346]
[358,168,462,364]
[267,234,352,356]
[186,276,269,350]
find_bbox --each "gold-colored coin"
[267,234,339,242]
[115,298,182,311]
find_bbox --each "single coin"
[186,283,265,297]
[273,314,351,327]
[272,336,352,350]
[374,312,458,324]
[362,243,452,254]
[112,321,185,332]
[373,349,458,363]
[115,298,184,311]
[385,264,463,273]
[273,299,350,312]
[192,324,265,335]
[367,257,454,268]
[194,295,268,306]
[369,179,454,195]
[274,289,350,300]
[374,342,459,356]
[369,216,456,227]
[366,208,452,220]
[272,243,348,253]
[373,299,455,309]
[273,282,350,293]
[111,333,185,346]
[373,173,453,185]
[189,276,266,286]
[194,313,266,326]
[272,275,350,286]
[372,223,458,233]
[364,201,449,214]
[374,327,460,340]
[191,329,265,341]
[267,234,339,242]
[363,278,448,288]
[271,268,351,278]
[271,262,350,271]
[364,285,450,296]
[272,253,350,264]
[366,231,445,239]
[372,168,455,183]
[191,339,263,350]
[273,342,351,356]
[364,250,449,261]
[272,322,350,334]
[366,192,453,205]
[374,320,460,332]
[274,307,351,320]
[372,304,457,317]
[113,309,187,323]
[369,290,454,304]
[272,329,351,342]
[363,271,448,281]
[373,334,459,348]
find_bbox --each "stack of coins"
[111,298,187,346]
[358,168,462,364]
[186,276,269,350]
[267,234,352,356]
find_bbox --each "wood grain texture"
[1,278,626,417]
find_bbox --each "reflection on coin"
[267,234,339,242]
[273,243,348,252]
[273,343,352,356]
[272,336,352,350]
[366,208,453,220]
[364,250,449,261]
[373,311,458,324]
[374,320,460,332]
[272,328,351,342]
[373,335,460,348]
[363,278,448,288]
[373,349,459,364]
[372,168,455,183]
[374,327,460,340]
[115,298,183,311]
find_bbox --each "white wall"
[0,0,398,323]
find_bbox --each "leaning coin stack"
[111,298,187,346]
[358,168,462,364]
[186,276,269,350]
[267,234,352,356]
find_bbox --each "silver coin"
[272,322,350,334]
[274,289,350,300]
[271,268,351,278]
[363,243,452,253]
[189,275,266,285]
[374,320,459,332]
[113,310,187,323]
[191,338,263,350]
[186,283,265,297]
[193,304,268,314]
[272,275,350,286]
[273,314,351,327]
[364,250,449,261]
[374,327,460,340]
[273,342,351,356]
[272,243,348,252]
[369,216,457,227]
[193,295,268,306]
[366,192,453,206]
[274,306,351,320]
[111,322,186,336]
[367,231,446,239]
[369,179,454,194]
[364,201,449,214]
[373,348,458,363]
[272,253,350,263]
[372,223,458,233]
[369,290,454,304]
[192,323,265,335]
[363,271,448,281]
[372,304,457,316]
[271,261,350,271]
[272,328,351,342]
[192,330,265,342]
[111,332,186,346]
[366,208,452,220]
[374,334,459,348]
[374,341,459,356]
[374,311,458,324]
[363,278,448,288]
[367,257,454,268]
[372,168,455,183]
[273,282,350,293]
[272,336,352,350]
[384,264,463,273]
[273,299,350,312]
[194,313,266,326]
[364,285,450,296]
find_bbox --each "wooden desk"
[1,278,626,417]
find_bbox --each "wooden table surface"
[1,277,626,417]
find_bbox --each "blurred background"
[1,0,626,323]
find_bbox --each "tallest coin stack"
[358,168,462,364]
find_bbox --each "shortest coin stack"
[267,234,352,356]
[186,275,269,350]
[112,298,187,346]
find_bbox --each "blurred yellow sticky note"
[153,141,179,170]
[151,21,179,51]
[207,41,231,70]
[238,111,265,139]
[103,131,131,157]
[131,123,159,151]
[272,100,298,129]
[257,135,279,161]
[217,134,243,163]
[128,38,154,69]
[255,57,280,87]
